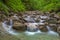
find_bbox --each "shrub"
[0,1,9,15]
[42,0,60,12]
[23,0,60,12]
[23,0,50,10]
[5,0,26,12]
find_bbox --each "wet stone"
[57,20,60,24]
[12,21,27,32]
[47,19,57,24]
[49,24,57,32]
[38,25,48,32]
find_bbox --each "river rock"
[48,18,57,24]
[50,13,55,17]
[35,18,40,23]
[38,25,48,32]
[24,11,32,15]
[54,14,60,19]
[49,24,57,32]
[12,21,27,32]
[57,20,60,24]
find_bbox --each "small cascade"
[2,13,59,36]
[40,15,48,19]
[46,26,58,35]
[24,15,43,35]
[2,19,18,35]
[25,30,41,35]
[24,15,35,23]
[39,16,47,25]
[40,19,45,23]
[13,14,19,20]
[25,23,42,35]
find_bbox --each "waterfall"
[24,15,35,23]
[25,30,41,35]
[40,16,48,19]
[38,15,47,25]
[2,14,58,36]
[2,19,18,35]
[25,23,42,35]
[46,26,58,35]
[24,15,42,35]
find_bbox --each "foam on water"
[38,23,45,25]
[40,16,48,19]
[24,16,35,22]
[40,19,45,23]
[25,30,42,35]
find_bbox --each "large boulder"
[38,25,48,32]
[12,20,27,32]
[49,24,57,32]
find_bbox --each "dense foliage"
[0,0,9,15]
[4,0,26,12]
[24,0,60,12]
[0,0,60,14]
[43,0,60,12]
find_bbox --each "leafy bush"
[23,0,50,10]
[0,1,9,15]
[23,0,60,12]
[5,0,26,12]
[42,0,60,12]
[0,0,60,13]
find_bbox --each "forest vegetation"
[0,0,60,15]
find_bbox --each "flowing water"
[2,19,18,35]
[2,14,59,36]
[46,26,58,35]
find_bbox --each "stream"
[2,14,59,36]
